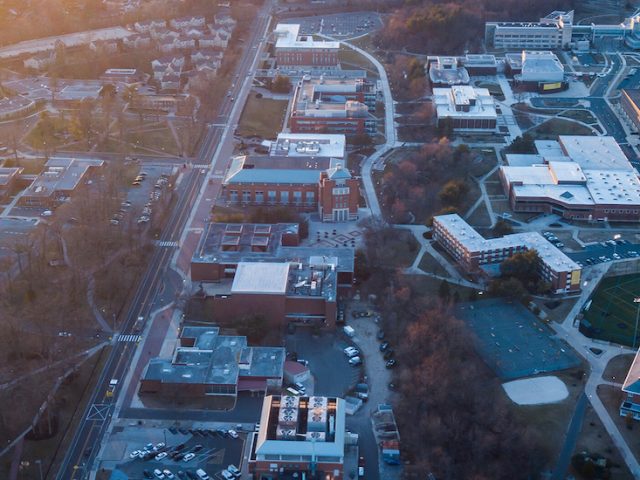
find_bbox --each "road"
[55,3,274,478]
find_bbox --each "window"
[255,191,264,203]
[281,191,289,204]
[293,191,302,204]
[306,191,315,205]
[242,190,251,202]
[268,190,276,203]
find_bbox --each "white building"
[269,133,346,160]
[500,136,640,223]
[433,85,497,131]
[485,10,574,50]
[519,50,564,83]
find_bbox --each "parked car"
[163,471,175,480]
[344,346,359,358]
[153,470,165,479]
[183,453,195,462]
[143,471,153,479]
[385,359,397,368]
[130,450,141,459]
[349,356,362,366]
[156,452,168,460]
[227,430,239,439]
[383,349,394,360]
[379,341,390,352]
[376,330,385,340]
[221,470,235,480]
[227,465,241,477]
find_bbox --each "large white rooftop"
[271,133,346,159]
[502,136,640,207]
[434,214,580,272]
[274,24,340,50]
[231,262,290,295]
[433,86,497,119]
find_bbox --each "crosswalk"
[117,334,141,343]
[156,240,178,247]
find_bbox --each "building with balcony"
[433,85,497,131]
[274,24,340,68]
[432,214,581,293]
[140,326,285,398]
[500,136,640,222]
[249,395,346,479]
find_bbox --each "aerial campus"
[8,0,640,479]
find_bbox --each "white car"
[349,356,362,366]
[227,429,239,439]
[153,470,165,479]
[343,346,359,358]
[227,465,241,477]
[155,452,168,460]
[162,470,175,479]
[129,450,141,459]
[183,453,195,462]
[221,470,235,480]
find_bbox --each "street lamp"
[634,297,640,350]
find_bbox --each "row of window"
[229,190,315,204]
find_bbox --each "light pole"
[35,459,43,480]
[613,234,621,257]
[634,297,640,350]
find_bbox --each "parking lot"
[285,329,361,397]
[566,240,640,266]
[105,426,245,480]
[0,217,37,259]
[281,12,382,39]
[120,164,175,228]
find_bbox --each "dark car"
[177,472,188,480]
[386,359,397,368]
[376,330,385,340]
[192,444,204,453]
[186,472,198,480]
[379,341,390,352]
[383,349,394,360]
[143,470,154,479]
[337,310,345,324]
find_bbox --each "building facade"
[249,395,346,479]
[432,214,581,293]
[500,136,640,222]
[485,11,574,50]
[621,89,640,132]
[433,85,497,131]
[274,24,340,68]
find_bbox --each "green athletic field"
[582,274,640,347]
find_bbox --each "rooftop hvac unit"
[282,395,299,408]
[276,427,297,440]
[305,431,326,442]
[310,396,327,408]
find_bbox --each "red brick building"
[274,24,339,68]
[222,155,359,222]
[288,78,377,136]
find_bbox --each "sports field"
[582,274,640,347]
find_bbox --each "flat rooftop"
[433,86,497,119]
[231,262,291,295]
[143,326,284,386]
[274,23,340,50]
[224,155,337,186]
[0,167,22,186]
[192,222,355,274]
[23,157,103,198]
[502,137,640,206]
[270,133,346,159]
[434,214,580,272]
[521,51,564,75]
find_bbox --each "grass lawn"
[466,203,492,227]
[527,118,595,139]
[24,115,73,150]
[558,109,598,125]
[417,251,449,276]
[582,274,640,346]
[2,157,46,174]
[125,128,179,155]
[338,46,378,76]
[237,95,288,139]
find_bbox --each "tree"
[436,117,454,139]
[492,218,513,236]
[271,75,291,94]
[507,133,536,154]
[438,279,450,300]
[438,180,469,207]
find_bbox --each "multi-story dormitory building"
[432,214,582,293]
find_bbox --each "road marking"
[156,240,178,248]
[116,334,141,343]
[86,404,110,421]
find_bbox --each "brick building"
[620,349,640,420]
[433,85,497,131]
[274,24,340,68]
[433,214,581,293]
[190,223,355,326]
[140,326,285,398]
[249,395,346,479]
[621,89,640,132]
[289,78,376,136]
